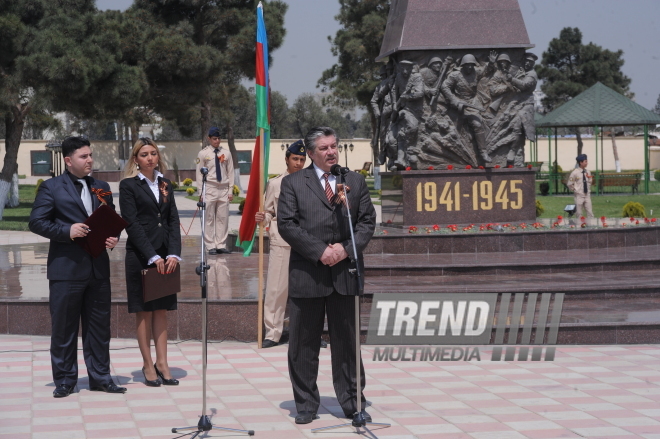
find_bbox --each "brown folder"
[75,205,128,258]
[142,264,181,303]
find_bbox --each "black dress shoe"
[320,339,328,348]
[90,382,127,394]
[295,411,319,424]
[141,367,162,387]
[217,248,231,254]
[262,339,278,348]
[53,384,74,398]
[154,364,179,386]
[346,410,372,423]
[208,248,218,255]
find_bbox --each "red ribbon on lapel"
[90,188,111,205]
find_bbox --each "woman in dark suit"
[120,137,181,387]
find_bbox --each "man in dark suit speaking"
[278,127,376,424]
[29,136,126,397]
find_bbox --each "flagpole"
[257,128,265,349]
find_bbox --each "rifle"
[429,59,452,108]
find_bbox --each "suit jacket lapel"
[304,166,333,209]
[157,177,166,208]
[63,174,89,217]
[89,177,100,211]
[136,176,159,206]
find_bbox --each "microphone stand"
[172,168,254,438]
[312,167,390,435]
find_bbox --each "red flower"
[466,165,472,169]
[581,223,587,228]
[652,218,658,223]
[386,219,392,224]
[432,224,440,231]
[600,216,606,222]
[507,165,513,168]
[580,216,586,221]
[478,166,485,169]
[405,166,412,171]
[527,164,533,169]
[636,220,640,224]
[630,217,635,222]
[557,215,563,220]
[494,165,500,168]
[428,166,434,170]
[447,165,453,170]
[408,226,418,233]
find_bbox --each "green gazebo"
[534,82,660,194]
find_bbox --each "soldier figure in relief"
[370,62,395,167]
[390,60,424,170]
[511,52,539,142]
[441,52,496,163]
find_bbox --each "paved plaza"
[1,335,660,438]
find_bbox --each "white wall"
[0,138,376,178]
[3,136,656,179]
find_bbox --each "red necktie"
[323,173,334,203]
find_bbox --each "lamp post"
[46,142,63,176]
[338,142,354,168]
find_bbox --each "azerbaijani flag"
[237,1,270,256]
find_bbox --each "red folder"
[74,205,128,258]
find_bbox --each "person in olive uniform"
[196,127,235,254]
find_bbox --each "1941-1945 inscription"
[381,169,537,225]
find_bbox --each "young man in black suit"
[29,136,126,397]
[277,127,376,424]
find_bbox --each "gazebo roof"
[536,82,660,128]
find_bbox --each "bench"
[354,161,372,174]
[597,173,641,195]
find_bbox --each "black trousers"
[49,276,112,388]
[288,292,366,416]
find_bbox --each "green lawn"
[0,184,37,231]
[536,194,660,219]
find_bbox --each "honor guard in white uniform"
[196,127,235,254]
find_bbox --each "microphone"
[200,167,209,175]
[330,164,350,176]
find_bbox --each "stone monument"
[372,0,537,171]
[375,0,538,226]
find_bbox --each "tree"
[129,0,287,190]
[0,1,147,219]
[653,94,660,116]
[317,0,389,157]
[536,27,632,162]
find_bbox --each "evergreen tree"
[317,0,390,157]
[536,27,632,156]
[128,0,287,190]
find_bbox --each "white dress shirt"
[312,163,336,193]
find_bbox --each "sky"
[97,0,660,111]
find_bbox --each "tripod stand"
[312,165,390,434]
[172,167,254,438]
